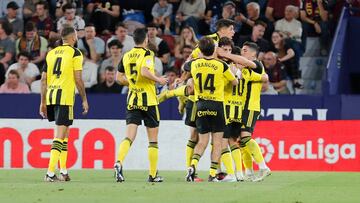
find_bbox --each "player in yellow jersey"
[40,26,89,182]
[184,37,238,182]
[114,28,168,183]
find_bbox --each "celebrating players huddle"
[40,19,271,183]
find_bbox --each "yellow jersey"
[185,58,236,102]
[190,33,220,59]
[241,60,265,112]
[118,47,157,108]
[44,43,83,106]
[224,64,242,123]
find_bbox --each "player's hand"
[158,76,168,86]
[82,100,89,115]
[39,103,47,119]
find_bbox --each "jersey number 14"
[196,73,215,93]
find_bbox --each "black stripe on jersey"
[73,47,81,57]
[133,93,138,106]
[225,105,230,119]
[234,106,239,119]
[142,92,147,106]
[127,91,133,104]
[144,50,151,56]
[55,89,62,105]
[244,81,252,110]
[49,89,54,104]
[118,57,125,73]
[42,63,47,72]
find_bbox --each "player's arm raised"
[223,62,239,86]
[217,47,257,69]
[242,68,268,82]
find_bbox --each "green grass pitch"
[0,170,359,203]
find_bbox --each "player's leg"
[186,132,209,182]
[158,78,193,103]
[229,136,244,181]
[209,132,222,182]
[220,135,236,182]
[186,127,198,167]
[58,127,70,181]
[240,146,256,181]
[144,106,163,182]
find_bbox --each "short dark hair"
[182,44,194,52]
[218,37,234,48]
[105,66,115,72]
[35,0,49,10]
[108,39,123,49]
[147,42,157,54]
[165,67,177,75]
[243,41,259,54]
[146,22,158,29]
[254,20,267,28]
[25,21,36,32]
[216,19,235,31]
[62,3,75,13]
[198,37,215,57]
[133,28,147,45]
[0,20,12,35]
[8,69,20,78]
[85,23,95,28]
[61,25,76,38]
[115,22,127,30]
[18,51,31,60]
[232,46,241,55]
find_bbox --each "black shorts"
[195,100,225,134]
[185,100,196,128]
[241,110,260,133]
[224,122,242,139]
[126,105,160,128]
[47,105,73,126]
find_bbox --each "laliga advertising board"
[0,119,359,171]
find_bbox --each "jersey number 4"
[196,73,215,93]
[53,57,62,78]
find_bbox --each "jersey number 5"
[130,63,137,84]
[53,57,62,78]
[196,73,215,93]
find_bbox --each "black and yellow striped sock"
[117,138,132,164]
[221,148,234,175]
[59,137,68,173]
[47,138,63,174]
[190,153,201,169]
[209,161,219,177]
[186,140,197,168]
[230,145,242,173]
[148,142,158,178]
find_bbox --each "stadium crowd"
[0,0,351,95]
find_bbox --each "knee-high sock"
[221,148,234,175]
[230,145,242,173]
[116,138,132,164]
[148,142,159,178]
[240,147,253,170]
[190,153,201,169]
[59,137,68,174]
[47,138,63,175]
[246,139,267,169]
[209,162,219,177]
[186,140,197,168]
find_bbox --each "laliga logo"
[255,137,274,163]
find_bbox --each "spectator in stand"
[263,51,290,94]
[261,80,279,95]
[77,24,105,63]
[30,1,54,39]
[237,0,268,16]
[0,69,30,93]
[271,31,302,89]
[23,0,38,21]
[1,1,23,39]
[0,0,24,19]
[6,51,39,87]
[174,44,192,75]
[15,22,48,68]
[152,0,173,34]
[174,26,197,59]
[106,22,135,56]
[147,42,164,76]
[235,21,270,60]
[100,39,122,83]
[266,0,301,22]
[147,23,171,69]
[57,3,85,38]
[238,2,268,37]
[300,0,330,55]
[160,68,178,93]
[204,0,225,25]
[0,20,15,69]
[86,0,120,35]
[210,1,241,34]
[91,66,122,93]
[176,0,206,34]
[80,50,98,90]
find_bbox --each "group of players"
[40,19,271,183]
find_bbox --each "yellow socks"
[59,137,68,174]
[190,153,201,169]
[186,140,197,168]
[148,142,158,178]
[221,148,234,175]
[116,138,132,164]
[47,138,63,176]
[240,147,253,170]
[246,139,267,169]
[230,145,242,173]
[210,162,219,177]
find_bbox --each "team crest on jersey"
[146,59,152,66]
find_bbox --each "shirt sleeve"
[242,69,262,82]
[164,4,173,18]
[118,57,125,73]
[223,63,236,81]
[151,3,160,17]
[190,47,201,59]
[183,60,192,72]
[73,48,83,71]
[141,50,155,71]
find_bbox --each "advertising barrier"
[1,119,359,171]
